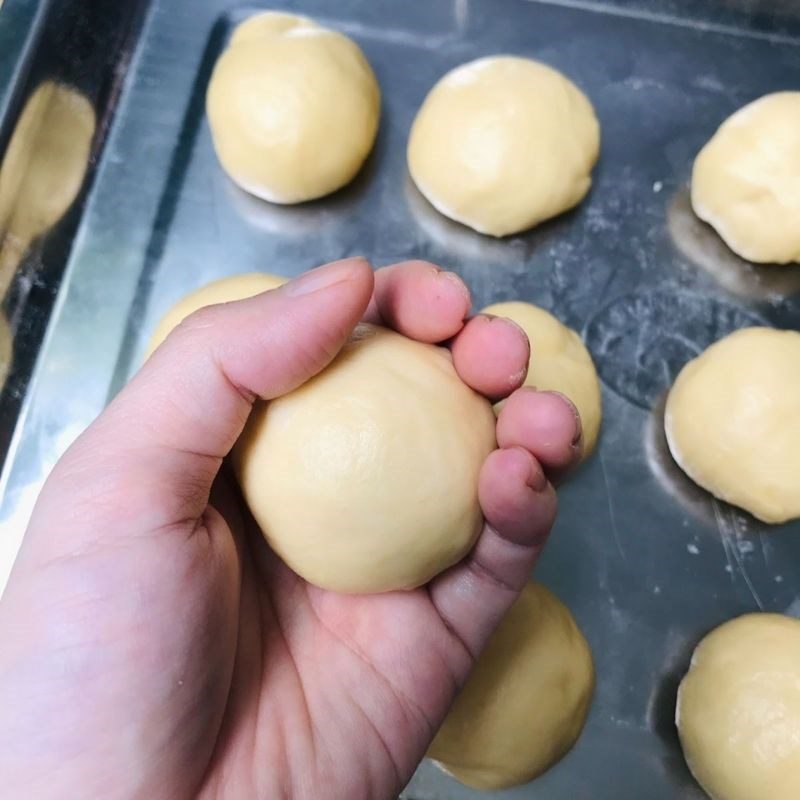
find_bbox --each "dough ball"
[677,613,800,800]
[407,56,599,237]
[429,582,594,789]
[482,301,601,458]
[207,15,380,204]
[232,324,496,593]
[145,272,286,358]
[665,327,800,523]
[0,315,12,393]
[691,92,800,264]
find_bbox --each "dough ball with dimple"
[482,301,601,458]
[677,613,800,800]
[407,56,600,237]
[207,13,380,204]
[232,324,496,593]
[665,327,800,523]
[429,582,594,790]
[692,92,800,264]
[145,272,286,358]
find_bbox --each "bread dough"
[428,582,594,789]
[0,314,12,393]
[665,327,800,523]
[145,272,286,358]
[0,82,95,294]
[482,301,602,458]
[677,613,800,800]
[407,56,599,237]
[691,92,800,264]
[233,324,496,593]
[207,13,380,204]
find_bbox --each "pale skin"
[0,258,581,800]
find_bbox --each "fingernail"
[543,390,583,445]
[284,258,369,297]
[439,270,472,308]
[527,460,548,492]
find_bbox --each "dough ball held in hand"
[691,92,800,264]
[407,56,599,237]
[206,11,380,204]
[145,272,286,358]
[233,324,497,593]
[665,327,800,523]
[428,582,594,790]
[483,301,601,458]
[677,613,800,800]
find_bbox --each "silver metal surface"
[1,0,800,796]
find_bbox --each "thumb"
[22,258,374,560]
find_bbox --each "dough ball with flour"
[692,92,800,264]
[665,327,800,523]
[429,582,594,789]
[145,272,286,358]
[233,324,496,593]
[482,301,601,458]
[677,613,800,800]
[207,12,380,204]
[407,56,599,237]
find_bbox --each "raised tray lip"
[0,0,45,152]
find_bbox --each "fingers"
[428,446,557,659]
[364,260,470,343]
[497,387,583,481]
[450,315,530,400]
[27,258,374,553]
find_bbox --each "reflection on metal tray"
[1,0,800,797]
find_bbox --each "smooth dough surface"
[482,301,601,457]
[429,582,594,789]
[233,324,496,593]
[665,327,800,523]
[207,12,380,204]
[691,92,800,264]
[407,56,599,237]
[677,613,800,800]
[145,272,286,358]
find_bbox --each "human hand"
[0,258,581,800]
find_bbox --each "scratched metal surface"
[2,0,800,797]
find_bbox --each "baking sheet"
[2,1,800,797]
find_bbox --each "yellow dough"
[665,327,800,523]
[691,92,800,264]
[207,12,380,204]
[145,272,286,358]
[407,56,599,237]
[482,301,601,458]
[428,582,594,789]
[0,315,11,393]
[677,613,800,800]
[0,82,95,293]
[232,324,496,593]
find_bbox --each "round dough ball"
[206,16,380,204]
[677,613,800,800]
[232,324,496,593]
[691,92,800,264]
[665,327,800,523]
[429,582,594,789]
[228,11,317,47]
[145,272,286,358]
[482,301,601,458]
[407,56,600,237]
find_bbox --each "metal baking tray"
[1,1,800,797]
